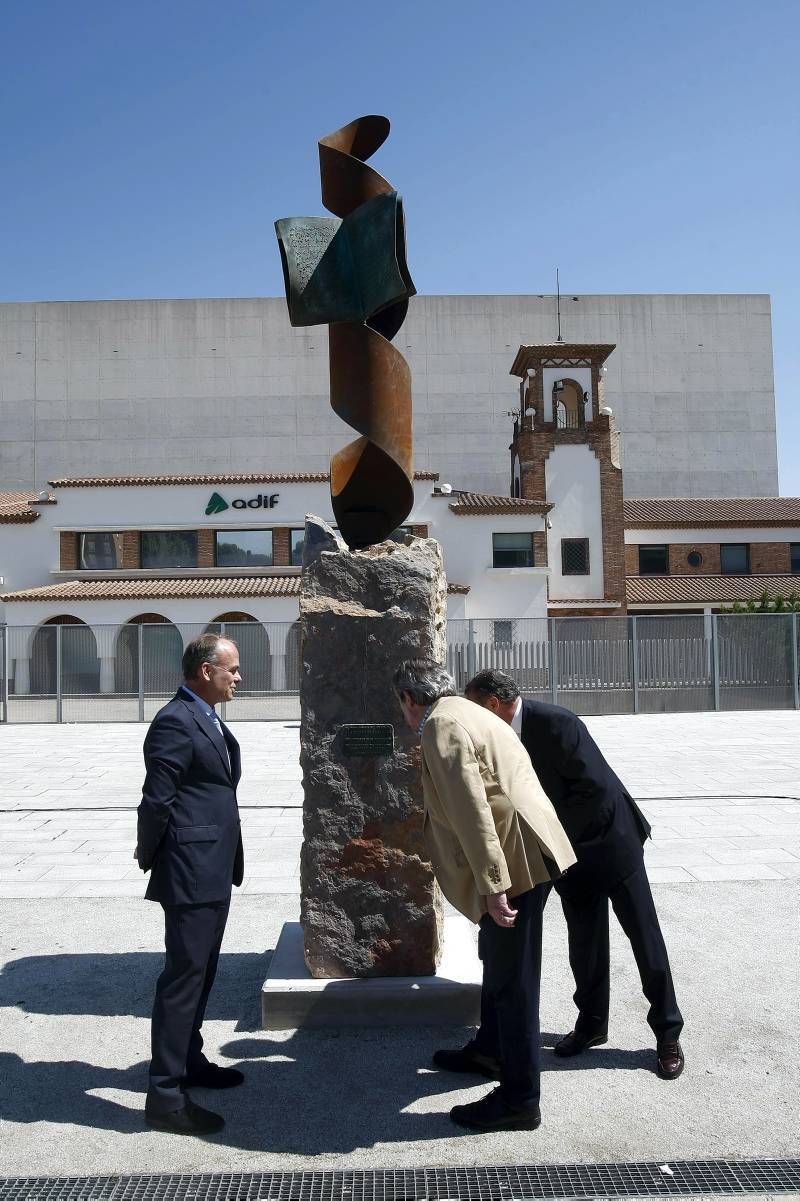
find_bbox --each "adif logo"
[205,492,229,515]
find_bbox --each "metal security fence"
[446,612,800,717]
[1,613,799,723]
[0,620,302,724]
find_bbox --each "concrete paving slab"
[0,883,797,1176]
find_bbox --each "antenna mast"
[555,267,563,342]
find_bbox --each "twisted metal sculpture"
[275,116,416,548]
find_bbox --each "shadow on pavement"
[0,951,273,1022]
[0,953,657,1153]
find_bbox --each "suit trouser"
[472,885,545,1108]
[147,898,230,1113]
[558,860,683,1042]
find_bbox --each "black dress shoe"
[450,1087,541,1132]
[656,1040,685,1080]
[183,1063,244,1089]
[432,1040,501,1079]
[145,1098,225,1136]
[553,1028,608,1057]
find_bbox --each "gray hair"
[393,658,457,705]
[465,668,520,703]
[182,633,234,681]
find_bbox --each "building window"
[493,620,515,645]
[720,543,750,575]
[791,544,800,574]
[561,538,590,576]
[492,532,534,568]
[78,532,124,570]
[638,545,669,575]
[214,529,273,568]
[687,550,704,568]
[290,528,305,566]
[140,531,198,569]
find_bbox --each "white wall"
[0,515,55,619]
[545,445,604,599]
[625,526,800,544]
[414,493,549,619]
[0,293,778,500]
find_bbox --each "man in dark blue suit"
[136,633,245,1136]
[457,669,684,1081]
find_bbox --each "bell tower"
[509,342,625,616]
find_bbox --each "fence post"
[630,614,640,714]
[138,623,145,722]
[466,619,476,684]
[56,624,63,723]
[1,625,7,724]
[711,614,721,711]
[549,618,558,705]
[220,621,227,721]
[793,612,799,711]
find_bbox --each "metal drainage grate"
[1,1160,799,1201]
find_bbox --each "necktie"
[209,709,231,771]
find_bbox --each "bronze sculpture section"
[275,115,415,548]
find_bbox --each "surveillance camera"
[526,367,536,377]
[545,517,553,530]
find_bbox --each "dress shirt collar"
[180,683,217,721]
[510,695,523,739]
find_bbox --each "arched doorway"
[30,616,99,695]
[206,613,271,692]
[116,614,183,696]
[553,378,585,429]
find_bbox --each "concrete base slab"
[261,913,481,1028]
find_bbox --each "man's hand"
[486,891,517,928]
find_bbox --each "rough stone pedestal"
[299,516,446,979]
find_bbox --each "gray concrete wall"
[0,293,777,498]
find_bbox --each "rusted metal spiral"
[275,115,416,548]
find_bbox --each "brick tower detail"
[509,343,626,616]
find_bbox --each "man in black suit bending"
[136,633,245,1136]
[462,669,684,1081]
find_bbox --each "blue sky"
[2,0,798,490]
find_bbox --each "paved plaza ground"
[0,711,798,1183]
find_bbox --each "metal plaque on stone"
[339,723,395,758]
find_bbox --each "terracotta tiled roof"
[0,576,303,603]
[548,599,622,609]
[624,497,800,528]
[0,491,40,524]
[627,574,800,606]
[448,493,552,516]
[510,343,616,376]
[48,471,439,488]
[1,575,470,602]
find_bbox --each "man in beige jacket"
[393,659,576,1132]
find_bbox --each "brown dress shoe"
[553,1028,608,1057]
[656,1040,685,1079]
